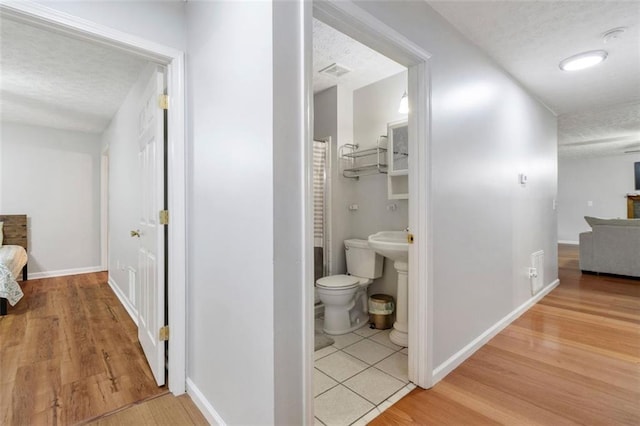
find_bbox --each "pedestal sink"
[368,231,409,347]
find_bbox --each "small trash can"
[369,294,394,330]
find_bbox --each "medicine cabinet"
[387,119,408,199]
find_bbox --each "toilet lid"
[316,274,359,289]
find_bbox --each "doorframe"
[311,0,434,391]
[100,146,109,270]
[0,1,188,395]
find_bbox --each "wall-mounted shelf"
[340,137,388,179]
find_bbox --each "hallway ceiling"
[0,16,148,134]
[428,0,640,158]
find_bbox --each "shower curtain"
[313,140,327,282]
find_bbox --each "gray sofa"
[579,216,640,277]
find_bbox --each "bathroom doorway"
[307,2,433,424]
[311,13,420,424]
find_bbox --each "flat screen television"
[636,162,640,191]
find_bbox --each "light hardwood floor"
[3,247,638,425]
[83,392,207,425]
[0,272,168,425]
[371,244,640,425]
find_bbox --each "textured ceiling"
[428,1,640,158]
[0,16,149,134]
[313,18,406,94]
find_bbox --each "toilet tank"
[344,239,383,279]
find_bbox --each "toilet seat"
[316,274,359,289]
[316,274,372,289]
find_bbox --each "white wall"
[0,122,102,275]
[37,0,186,51]
[314,86,338,141]
[100,64,155,312]
[558,154,640,243]
[353,1,558,368]
[186,1,276,423]
[352,71,408,298]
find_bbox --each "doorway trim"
[0,1,188,395]
[100,146,109,270]
[312,0,434,391]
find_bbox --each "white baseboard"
[432,278,560,383]
[107,276,138,325]
[29,266,105,279]
[558,240,579,245]
[187,378,227,426]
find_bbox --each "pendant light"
[398,91,409,114]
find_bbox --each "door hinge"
[159,325,170,341]
[159,94,169,110]
[407,233,414,244]
[159,210,169,225]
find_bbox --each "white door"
[136,68,166,386]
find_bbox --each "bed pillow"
[0,222,3,247]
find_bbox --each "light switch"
[587,200,593,207]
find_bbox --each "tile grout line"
[315,323,410,425]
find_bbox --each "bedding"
[0,245,28,279]
[0,263,23,306]
[0,245,27,306]
[0,214,28,314]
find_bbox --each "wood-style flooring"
[84,392,207,425]
[0,272,167,425]
[371,244,640,425]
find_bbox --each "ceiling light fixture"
[398,91,409,114]
[559,50,608,71]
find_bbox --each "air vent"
[319,63,352,77]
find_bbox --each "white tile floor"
[314,319,415,426]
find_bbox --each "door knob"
[131,230,141,238]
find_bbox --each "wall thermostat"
[519,174,528,185]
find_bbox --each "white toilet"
[316,239,383,335]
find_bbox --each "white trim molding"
[1,0,188,396]
[186,378,227,426]
[432,278,561,383]
[108,276,138,325]
[28,265,106,280]
[558,240,579,245]
[28,266,105,280]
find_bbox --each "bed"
[0,215,28,316]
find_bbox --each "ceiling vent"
[319,63,352,77]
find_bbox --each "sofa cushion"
[584,216,640,227]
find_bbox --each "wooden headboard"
[0,215,28,249]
